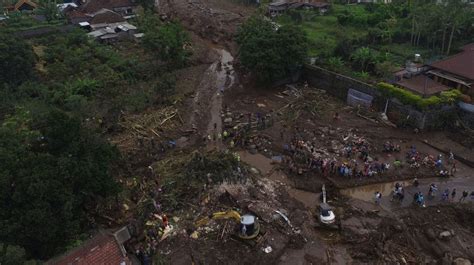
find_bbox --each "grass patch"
[276,5,367,57]
[376,43,435,65]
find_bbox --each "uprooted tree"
[236,16,309,84]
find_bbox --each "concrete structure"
[87,21,138,43]
[268,0,330,16]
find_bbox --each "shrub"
[376,82,461,110]
[439,89,462,103]
[327,57,344,71]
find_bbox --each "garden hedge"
[376,82,461,110]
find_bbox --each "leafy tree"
[37,0,61,22]
[0,244,36,265]
[0,33,36,86]
[236,16,309,84]
[142,20,191,68]
[0,108,119,259]
[351,47,376,72]
[137,0,155,11]
[334,36,359,60]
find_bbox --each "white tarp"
[347,88,373,108]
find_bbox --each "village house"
[65,0,137,24]
[427,43,474,97]
[86,20,138,43]
[46,227,136,265]
[268,0,330,17]
[2,0,37,12]
[393,44,474,97]
[78,0,137,17]
[60,0,142,42]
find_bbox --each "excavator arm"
[196,210,241,227]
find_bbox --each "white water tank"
[414,54,421,62]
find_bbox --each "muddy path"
[341,175,474,210]
[185,48,235,149]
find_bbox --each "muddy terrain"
[115,1,474,264]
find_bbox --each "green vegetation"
[37,0,62,22]
[0,108,119,259]
[276,2,473,79]
[140,14,191,69]
[236,16,309,83]
[0,243,36,265]
[276,5,367,58]
[377,82,461,110]
[1,11,65,31]
[0,10,189,260]
[0,34,35,85]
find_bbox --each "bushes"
[376,82,461,109]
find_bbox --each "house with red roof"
[46,227,136,265]
[427,43,474,97]
[393,44,474,97]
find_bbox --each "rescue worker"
[413,177,419,187]
[162,214,169,229]
[417,192,425,207]
[459,190,469,202]
[448,150,454,164]
[442,189,449,201]
[374,191,382,205]
[428,183,437,197]
[451,188,457,201]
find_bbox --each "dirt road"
[185,48,235,150]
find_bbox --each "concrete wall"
[458,102,474,129]
[302,64,465,130]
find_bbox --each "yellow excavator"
[195,210,265,245]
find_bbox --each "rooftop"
[88,8,125,24]
[46,229,132,265]
[430,43,474,81]
[79,0,136,14]
[395,74,450,96]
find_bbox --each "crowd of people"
[374,180,474,207]
[278,132,412,181]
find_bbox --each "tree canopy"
[236,16,309,84]
[0,33,36,86]
[141,18,191,68]
[0,108,119,259]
